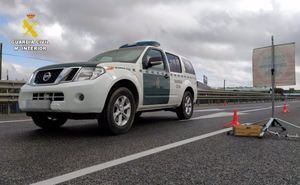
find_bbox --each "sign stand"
[260,36,287,137]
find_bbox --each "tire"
[31,113,67,129]
[98,87,136,134]
[176,91,194,120]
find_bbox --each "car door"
[142,48,170,105]
[166,52,183,105]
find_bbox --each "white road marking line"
[276,118,300,129]
[189,112,248,121]
[233,106,263,110]
[189,105,284,121]
[0,119,32,124]
[193,106,264,113]
[194,108,223,112]
[239,107,271,113]
[31,127,232,185]
[240,105,283,113]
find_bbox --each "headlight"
[73,67,105,81]
[26,73,35,85]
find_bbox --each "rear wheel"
[98,87,136,134]
[176,91,194,120]
[31,113,67,129]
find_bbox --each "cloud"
[2,62,34,81]
[0,0,300,88]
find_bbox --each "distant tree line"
[273,88,300,95]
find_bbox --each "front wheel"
[176,91,194,120]
[98,87,136,134]
[31,113,67,129]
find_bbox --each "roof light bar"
[119,41,160,48]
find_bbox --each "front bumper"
[18,76,111,113]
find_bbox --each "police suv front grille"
[32,92,64,101]
[34,69,63,84]
[65,68,79,81]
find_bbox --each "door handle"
[164,73,169,79]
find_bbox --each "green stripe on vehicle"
[143,73,170,105]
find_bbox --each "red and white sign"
[252,43,295,87]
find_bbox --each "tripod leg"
[260,118,274,137]
[274,119,286,131]
[271,121,276,127]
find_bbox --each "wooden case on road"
[233,124,262,137]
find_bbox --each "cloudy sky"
[0,0,299,88]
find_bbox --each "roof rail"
[119,41,160,48]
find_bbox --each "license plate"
[24,100,51,110]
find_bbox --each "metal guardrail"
[0,80,25,114]
[196,89,298,104]
[0,80,299,113]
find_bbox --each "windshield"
[88,47,145,63]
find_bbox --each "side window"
[143,49,165,71]
[182,58,195,75]
[166,53,182,73]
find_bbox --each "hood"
[37,61,100,71]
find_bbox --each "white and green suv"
[18,41,197,134]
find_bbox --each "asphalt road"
[0,101,299,185]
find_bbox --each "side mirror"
[147,57,163,68]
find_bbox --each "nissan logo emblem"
[43,72,52,82]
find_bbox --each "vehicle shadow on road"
[23,114,179,139]
[25,122,104,138]
[133,115,178,126]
